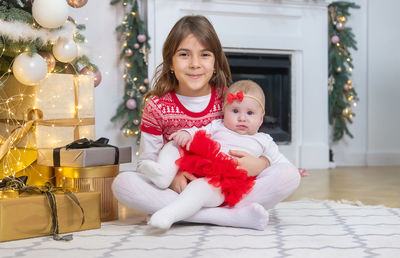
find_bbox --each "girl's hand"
[229,150,270,177]
[169,172,198,193]
[169,131,192,150]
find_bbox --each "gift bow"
[53,137,119,167]
[227,91,244,103]
[0,178,85,241]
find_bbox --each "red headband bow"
[227,91,244,103]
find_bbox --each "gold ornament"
[328,75,335,93]
[338,16,347,23]
[125,48,133,57]
[122,128,133,137]
[139,85,147,93]
[67,0,88,8]
[336,22,345,31]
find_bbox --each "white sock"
[148,178,224,230]
[140,160,172,189]
[186,203,269,230]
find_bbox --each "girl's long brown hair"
[145,15,231,99]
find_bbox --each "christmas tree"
[328,1,360,141]
[0,0,98,183]
[110,0,150,144]
[0,0,100,86]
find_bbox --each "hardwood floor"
[285,166,400,208]
[119,166,400,221]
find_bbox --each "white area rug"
[1,199,400,258]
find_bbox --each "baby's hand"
[169,131,192,150]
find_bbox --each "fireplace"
[147,0,331,169]
[226,52,291,143]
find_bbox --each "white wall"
[366,0,400,165]
[332,0,400,166]
[71,0,400,168]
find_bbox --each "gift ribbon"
[0,177,85,241]
[52,137,120,167]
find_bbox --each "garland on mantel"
[328,1,360,141]
[110,0,150,145]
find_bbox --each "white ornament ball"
[53,38,78,63]
[32,0,69,29]
[12,53,47,86]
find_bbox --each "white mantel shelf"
[147,0,330,169]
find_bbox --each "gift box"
[0,190,100,242]
[55,165,119,222]
[0,74,95,149]
[0,149,54,186]
[37,140,132,167]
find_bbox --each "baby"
[141,80,290,230]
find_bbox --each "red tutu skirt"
[175,130,255,207]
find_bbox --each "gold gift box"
[55,165,119,222]
[0,191,101,242]
[0,149,54,186]
[0,74,95,149]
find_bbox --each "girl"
[112,15,300,230]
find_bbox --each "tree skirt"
[1,199,399,258]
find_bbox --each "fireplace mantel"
[147,0,330,169]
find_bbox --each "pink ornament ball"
[126,99,137,110]
[137,34,147,43]
[331,35,340,44]
[143,78,149,84]
[134,43,140,49]
[80,66,102,87]
[344,84,350,90]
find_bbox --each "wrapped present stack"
[0,177,101,242]
[37,138,132,221]
[0,0,106,242]
[0,74,95,186]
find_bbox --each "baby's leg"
[148,178,224,230]
[139,141,180,189]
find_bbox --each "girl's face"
[223,97,264,135]
[171,34,215,97]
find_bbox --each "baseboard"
[366,151,400,166]
[332,151,367,166]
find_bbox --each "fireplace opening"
[225,52,291,143]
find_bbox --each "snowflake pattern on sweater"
[139,87,224,142]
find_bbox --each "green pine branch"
[328,1,360,142]
[110,0,151,144]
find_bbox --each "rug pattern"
[1,200,399,258]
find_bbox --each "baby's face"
[223,97,263,135]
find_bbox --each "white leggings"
[112,162,300,228]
